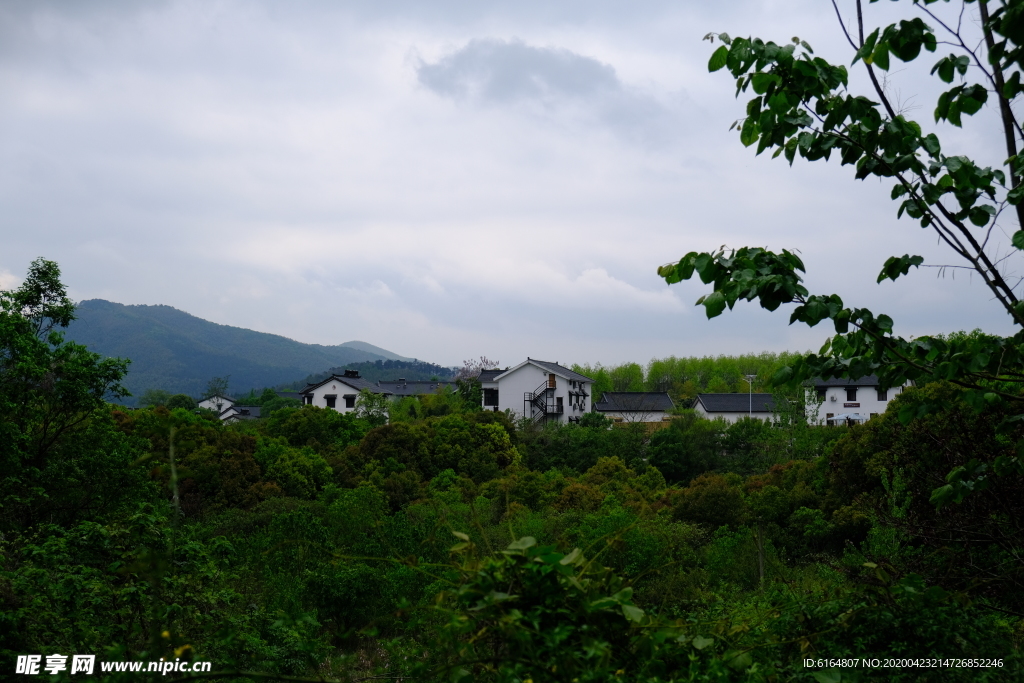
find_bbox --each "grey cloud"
[417,38,680,146]
[418,38,619,103]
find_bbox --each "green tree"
[203,375,230,399]
[660,0,1024,504]
[138,388,173,407]
[1,259,132,529]
[355,387,391,427]
[166,393,196,410]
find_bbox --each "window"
[304,395,312,405]
[846,387,858,401]
[876,388,887,401]
[483,388,499,406]
[826,412,834,426]
[344,394,356,409]
[556,396,563,413]
[325,395,336,408]
[816,388,826,400]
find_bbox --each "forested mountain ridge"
[63,299,414,400]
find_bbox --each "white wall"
[493,362,591,424]
[198,395,233,413]
[305,379,362,414]
[599,409,671,423]
[693,404,770,424]
[806,384,906,425]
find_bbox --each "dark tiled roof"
[300,374,389,395]
[522,358,594,383]
[377,380,457,397]
[478,369,504,383]
[696,393,776,413]
[594,392,675,412]
[813,375,880,388]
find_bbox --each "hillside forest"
[3,261,1022,682]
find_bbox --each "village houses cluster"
[198,357,906,427]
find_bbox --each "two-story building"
[479,358,594,424]
[299,369,391,414]
[807,375,907,425]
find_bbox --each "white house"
[695,393,776,423]
[221,405,261,423]
[479,358,593,425]
[299,369,391,415]
[198,394,235,414]
[807,375,907,425]
[594,392,675,423]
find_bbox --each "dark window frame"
[846,387,858,402]
[483,388,499,407]
[344,394,356,409]
[325,394,337,408]
[876,388,887,401]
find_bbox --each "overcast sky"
[1,0,1017,367]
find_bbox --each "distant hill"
[339,341,416,362]
[63,300,416,402]
[285,359,455,390]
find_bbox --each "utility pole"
[743,374,756,418]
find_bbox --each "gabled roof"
[478,368,505,383]
[696,393,775,413]
[495,358,594,383]
[377,380,457,397]
[201,394,235,404]
[812,375,881,388]
[594,392,675,412]
[300,374,389,395]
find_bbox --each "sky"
[1,0,1018,368]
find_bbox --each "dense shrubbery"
[2,263,1022,681]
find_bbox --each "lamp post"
[743,374,756,418]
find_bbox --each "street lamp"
[743,374,756,418]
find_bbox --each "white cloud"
[0,0,1017,368]
[0,268,21,291]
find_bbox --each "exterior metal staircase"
[524,376,563,424]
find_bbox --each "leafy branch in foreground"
[661,0,1024,506]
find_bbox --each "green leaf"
[1012,230,1024,250]
[691,635,714,650]
[740,117,759,147]
[452,530,470,541]
[702,291,727,318]
[621,604,645,623]
[750,72,779,94]
[708,45,729,72]
[506,537,536,551]
[812,670,843,683]
[969,205,994,227]
[871,42,890,71]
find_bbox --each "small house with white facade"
[479,359,593,424]
[299,369,391,414]
[694,393,776,423]
[198,394,235,414]
[594,392,675,423]
[807,375,906,425]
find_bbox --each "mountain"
[63,299,413,401]
[339,340,416,362]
